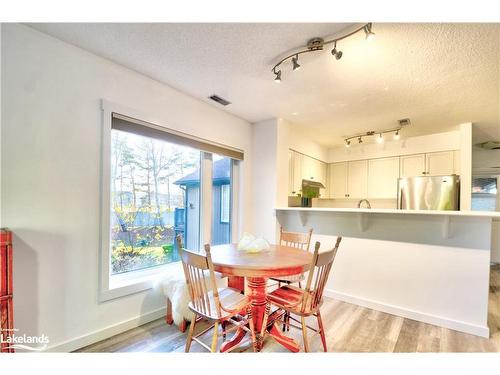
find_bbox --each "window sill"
[99,262,181,302]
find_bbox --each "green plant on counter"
[301,186,318,199]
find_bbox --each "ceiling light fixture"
[345,124,407,147]
[292,55,301,71]
[364,23,376,41]
[271,23,375,81]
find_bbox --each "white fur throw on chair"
[160,262,227,326]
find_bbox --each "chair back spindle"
[176,235,222,319]
[279,227,313,251]
[301,237,342,313]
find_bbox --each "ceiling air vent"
[398,118,411,127]
[477,141,500,150]
[209,95,231,106]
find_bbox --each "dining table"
[209,243,313,352]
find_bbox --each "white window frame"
[220,184,231,224]
[99,100,241,302]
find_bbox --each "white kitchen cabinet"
[400,154,426,178]
[426,151,455,176]
[347,160,368,199]
[290,151,303,195]
[329,162,348,199]
[288,150,327,196]
[301,154,315,181]
[329,160,368,199]
[288,150,294,195]
[400,151,456,178]
[301,155,326,183]
[368,157,400,198]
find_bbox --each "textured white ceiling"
[28,23,500,147]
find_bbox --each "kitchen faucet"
[357,199,371,209]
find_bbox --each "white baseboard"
[324,289,490,338]
[45,307,166,352]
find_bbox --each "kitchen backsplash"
[311,198,398,209]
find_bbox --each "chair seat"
[188,287,250,321]
[267,285,319,316]
[270,273,305,284]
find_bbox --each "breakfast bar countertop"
[276,206,500,218]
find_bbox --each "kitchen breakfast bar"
[275,207,500,338]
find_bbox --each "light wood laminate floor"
[77,265,500,353]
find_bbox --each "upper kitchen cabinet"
[329,160,368,199]
[400,151,457,178]
[425,151,455,176]
[400,154,426,177]
[288,150,327,196]
[329,162,348,199]
[288,150,303,195]
[301,154,326,183]
[368,157,400,199]
[347,160,368,199]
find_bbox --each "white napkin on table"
[237,233,270,253]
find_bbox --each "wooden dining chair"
[265,237,342,352]
[177,236,258,353]
[270,226,313,330]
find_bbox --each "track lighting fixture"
[292,55,301,71]
[331,42,343,60]
[271,23,374,80]
[274,68,281,83]
[345,126,405,147]
[364,23,376,41]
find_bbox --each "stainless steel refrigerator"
[397,175,460,210]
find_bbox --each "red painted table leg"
[220,276,301,353]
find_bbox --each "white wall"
[277,209,492,337]
[327,130,461,163]
[251,119,279,242]
[288,129,328,162]
[1,24,253,351]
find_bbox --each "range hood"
[301,179,325,189]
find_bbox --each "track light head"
[358,136,363,144]
[274,69,282,83]
[364,23,375,41]
[292,55,301,71]
[394,130,400,140]
[345,140,351,148]
[377,133,384,143]
[331,42,343,60]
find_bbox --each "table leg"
[220,276,301,353]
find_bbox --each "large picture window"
[110,129,201,274]
[100,104,243,300]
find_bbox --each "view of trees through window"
[110,129,200,274]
